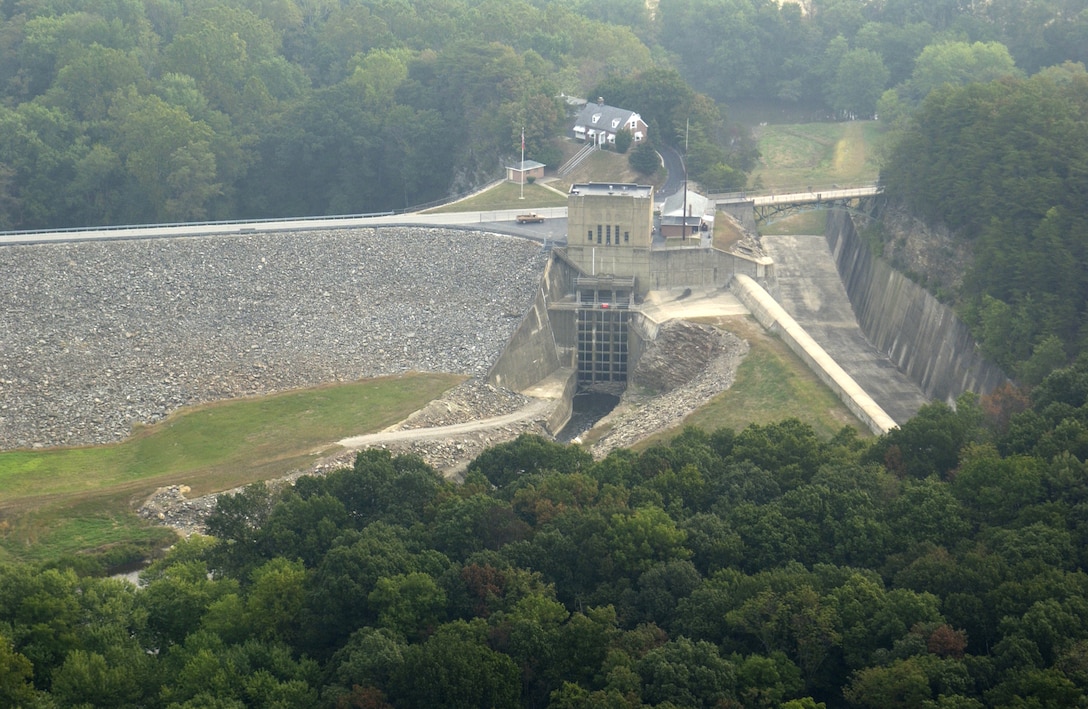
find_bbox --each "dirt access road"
[337,398,553,448]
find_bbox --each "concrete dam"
[0,185,1007,452]
[488,193,1008,438]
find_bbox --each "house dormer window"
[612,118,620,129]
[591,113,601,124]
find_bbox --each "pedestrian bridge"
[712,183,883,224]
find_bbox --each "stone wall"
[825,209,1008,403]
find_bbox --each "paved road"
[0,207,571,246]
[761,234,929,424]
[656,145,685,203]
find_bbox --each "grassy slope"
[0,374,462,563]
[749,121,884,192]
[620,316,868,452]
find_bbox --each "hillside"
[880,69,1088,383]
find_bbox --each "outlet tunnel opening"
[556,391,621,442]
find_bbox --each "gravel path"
[0,227,546,449]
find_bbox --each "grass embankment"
[427,139,663,214]
[629,317,869,451]
[749,121,884,193]
[425,181,568,213]
[759,210,829,236]
[0,373,462,565]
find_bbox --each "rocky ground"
[878,201,971,295]
[590,320,749,457]
[0,227,546,449]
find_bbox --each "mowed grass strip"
[0,373,463,561]
[0,373,462,501]
[426,181,568,213]
[750,121,884,193]
[759,210,829,236]
[634,317,869,449]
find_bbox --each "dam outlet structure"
[487,182,772,435]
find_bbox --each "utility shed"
[659,189,711,238]
[506,159,545,183]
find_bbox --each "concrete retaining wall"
[487,256,563,392]
[825,210,1008,403]
[717,201,759,233]
[649,248,770,291]
[544,369,578,434]
[628,312,660,379]
[731,274,897,435]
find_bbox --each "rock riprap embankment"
[0,227,545,449]
[590,320,749,458]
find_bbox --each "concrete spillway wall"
[825,209,1009,403]
[487,251,582,434]
[731,274,898,435]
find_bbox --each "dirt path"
[337,398,552,448]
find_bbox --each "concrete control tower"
[565,182,654,286]
[560,183,655,389]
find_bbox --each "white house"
[573,98,648,146]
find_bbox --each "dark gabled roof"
[574,102,639,132]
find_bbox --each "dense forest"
[2,0,1087,230]
[0,0,739,229]
[879,65,1088,382]
[6,3,1088,703]
[9,359,1088,706]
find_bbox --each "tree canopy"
[2,0,1087,229]
[7,359,1088,705]
[881,68,1088,380]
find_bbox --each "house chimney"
[597,96,604,106]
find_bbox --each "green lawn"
[633,317,869,449]
[749,121,885,193]
[425,181,568,213]
[759,210,829,236]
[0,373,462,565]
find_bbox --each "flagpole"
[520,126,525,200]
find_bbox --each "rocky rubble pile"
[0,227,545,449]
[591,324,749,458]
[326,377,549,475]
[395,378,534,429]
